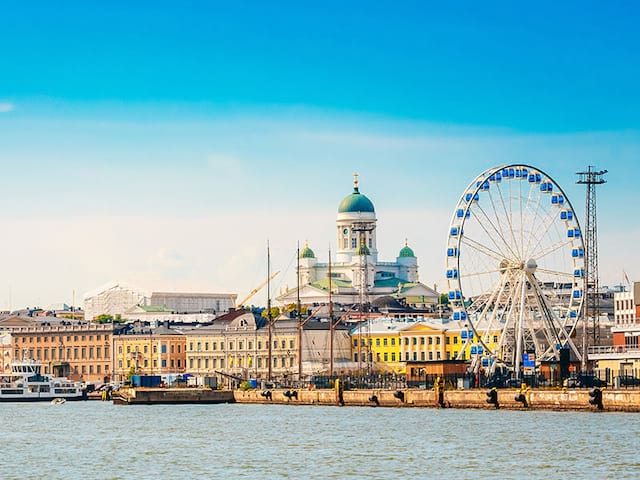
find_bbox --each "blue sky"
[0,2,639,309]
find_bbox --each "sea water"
[3,402,638,479]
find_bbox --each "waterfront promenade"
[112,386,640,412]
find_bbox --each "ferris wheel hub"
[525,259,537,273]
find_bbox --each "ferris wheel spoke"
[522,185,545,259]
[535,268,574,279]
[531,238,573,262]
[524,205,560,260]
[460,237,505,263]
[494,181,522,259]
[470,201,519,259]
[460,268,503,279]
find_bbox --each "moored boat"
[0,357,86,402]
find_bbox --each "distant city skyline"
[1,2,639,309]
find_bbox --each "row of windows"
[188,356,295,370]
[119,358,176,369]
[615,299,636,311]
[119,344,175,355]
[188,339,295,352]
[20,334,109,344]
[356,351,453,362]
[353,335,499,347]
[16,346,110,361]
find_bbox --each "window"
[428,337,432,345]
[89,335,93,341]
[105,346,110,357]
[238,342,243,350]
[351,238,357,248]
[97,335,101,341]
[453,337,458,344]
[197,359,202,369]
[368,238,373,248]
[404,338,409,346]
[436,337,440,345]
[205,342,209,351]
[391,352,396,361]
[205,359,209,368]
[177,345,181,353]
[281,340,286,349]
[353,339,358,347]
[375,338,380,346]
[437,352,441,360]
[89,347,94,359]
[354,353,358,362]
[144,345,148,354]
[383,338,388,346]
[493,336,498,343]
[97,346,102,358]
[257,341,262,350]
[190,342,194,351]
[391,338,395,346]
[127,345,131,354]
[97,365,101,374]
[405,352,409,361]
[213,342,217,350]
[289,340,294,349]
[189,359,194,369]
[289,357,294,367]
[429,352,433,360]
[74,348,79,359]
[383,352,388,361]
[144,359,148,368]
[248,341,253,350]
[162,359,167,368]
[229,342,234,350]
[412,352,417,361]
[81,347,86,359]
[273,358,278,368]
[421,352,425,361]
[161,345,167,354]
[412,338,417,345]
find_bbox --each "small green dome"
[300,242,315,259]
[355,243,370,256]
[399,240,415,258]
[338,173,375,213]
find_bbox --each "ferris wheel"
[445,165,585,375]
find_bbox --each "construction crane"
[236,271,280,309]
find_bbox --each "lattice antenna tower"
[576,166,607,365]
[352,222,374,372]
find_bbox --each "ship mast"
[267,241,273,381]
[297,241,303,382]
[329,248,335,376]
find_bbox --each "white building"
[278,174,438,307]
[84,283,237,322]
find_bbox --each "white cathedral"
[278,174,439,308]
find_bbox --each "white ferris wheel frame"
[445,164,586,375]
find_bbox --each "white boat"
[0,357,86,402]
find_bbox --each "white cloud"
[0,102,14,113]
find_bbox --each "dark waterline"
[4,402,639,479]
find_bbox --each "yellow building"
[113,322,186,381]
[350,317,503,373]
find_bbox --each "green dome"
[338,173,375,213]
[338,190,375,213]
[399,246,415,258]
[300,242,315,259]
[355,243,371,256]
[399,240,415,258]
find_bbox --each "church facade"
[278,174,438,308]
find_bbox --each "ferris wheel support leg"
[514,278,527,380]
